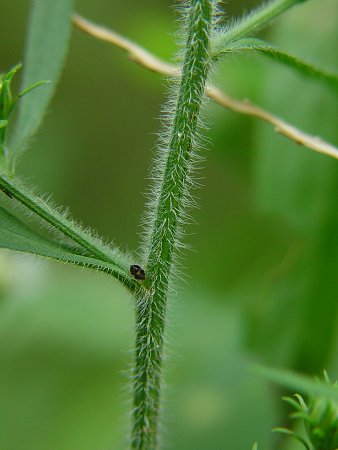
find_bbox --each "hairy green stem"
[131,1,212,448]
[213,0,308,51]
[0,172,138,291]
[219,38,338,93]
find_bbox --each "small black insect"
[130,264,146,281]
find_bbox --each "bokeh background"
[1,0,337,449]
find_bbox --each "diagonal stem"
[0,172,140,292]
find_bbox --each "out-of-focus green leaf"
[0,64,51,170]
[0,64,22,165]
[9,0,74,171]
[255,365,338,401]
[272,427,310,449]
[0,270,132,450]
[0,205,127,280]
[0,64,22,119]
[221,38,338,93]
[0,281,276,450]
[251,1,338,373]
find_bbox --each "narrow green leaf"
[0,120,8,129]
[252,2,338,372]
[0,172,133,273]
[282,396,304,412]
[255,365,338,401]
[213,0,309,49]
[273,428,310,449]
[294,393,309,412]
[9,0,74,171]
[0,206,139,293]
[18,80,51,99]
[0,64,22,118]
[273,427,295,436]
[221,38,338,93]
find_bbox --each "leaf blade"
[0,206,139,292]
[9,0,74,170]
[221,38,338,93]
[254,365,338,402]
[212,0,309,49]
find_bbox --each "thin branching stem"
[72,13,338,160]
[206,86,338,160]
[131,1,213,448]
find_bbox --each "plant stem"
[131,0,212,448]
[213,0,308,50]
[0,172,135,289]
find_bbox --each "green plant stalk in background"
[132,0,213,448]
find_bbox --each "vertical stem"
[131,1,213,448]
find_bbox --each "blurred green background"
[1,0,337,449]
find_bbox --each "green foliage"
[0,65,21,118]
[251,1,338,373]
[275,376,338,450]
[256,366,338,402]
[0,0,337,449]
[216,38,338,93]
[0,205,138,290]
[212,0,309,49]
[9,0,74,172]
[0,173,136,292]
[210,0,338,99]
[0,64,48,171]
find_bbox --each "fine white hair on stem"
[131,1,216,447]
